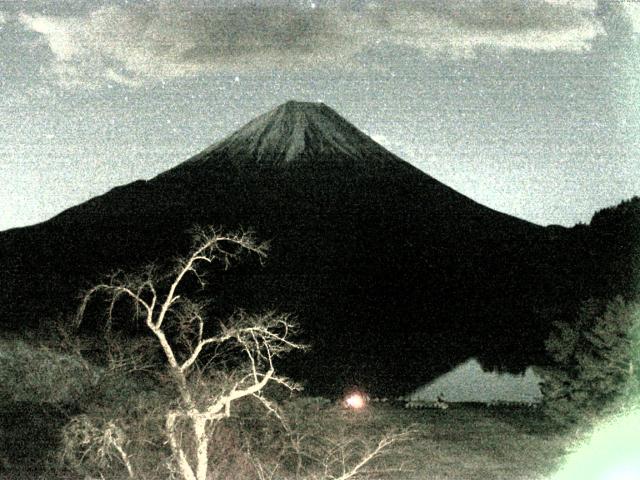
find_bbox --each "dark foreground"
[0,401,574,480]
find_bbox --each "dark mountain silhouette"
[1,101,634,395]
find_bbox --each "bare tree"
[77,227,305,480]
[311,432,413,480]
[72,226,412,480]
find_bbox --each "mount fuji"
[0,101,571,395]
[185,100,405,168]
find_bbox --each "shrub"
[539,296,640,427]
[0,337,101,406]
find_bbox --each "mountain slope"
[0,101,564,395]
[184,100,404,168]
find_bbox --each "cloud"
[0,11,7,24]
[18,4,353,87]
[16,0,604,87]
[18,13,80,61]
[369,0,603,55]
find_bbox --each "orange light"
[345,392,366,410]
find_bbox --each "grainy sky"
[1,0,639,231]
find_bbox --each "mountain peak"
[279,99,329,113]
[191,100,403,169]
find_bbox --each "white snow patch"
[213,101,401,167]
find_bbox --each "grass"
[0,332,576,479]
[287,402,573,480]
[0,400,575,479]
[0,402,71,479]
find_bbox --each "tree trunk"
[194,416,209,480]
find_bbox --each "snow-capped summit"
[188,100,403,169]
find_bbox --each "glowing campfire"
[344,391,367,410]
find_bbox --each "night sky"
[1,0,639,231]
